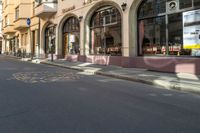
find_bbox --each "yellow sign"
[183,9,200,49]
[183,44,200,49]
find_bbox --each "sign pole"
[26,18,32,59]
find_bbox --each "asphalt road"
[0,55,200,133]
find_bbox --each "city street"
[0,55,200,133]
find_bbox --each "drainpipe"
[38,18,41,58]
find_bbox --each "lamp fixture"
[121,2,127,11]
[79,16,83,22]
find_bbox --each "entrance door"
[63,33,69,57]
[32,31,36,56]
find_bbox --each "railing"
[36,0,57,5]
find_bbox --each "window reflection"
[138,0,166,19]
[139,17,166,55]
[63,17,80,56]
[194,0,200,6]
[168,13,190,55]
[138,0,200,56]
[180,0,192,9]
[90,6,122,56]
[45,25,56,54]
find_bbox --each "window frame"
[137,0,200,56]
[15,6,19,20]
[89,6,122,56]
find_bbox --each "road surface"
[0,55,200,133]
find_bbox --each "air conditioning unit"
[166,0,179,13]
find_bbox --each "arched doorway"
[62,16,80,57]
[45,24,56,56]
[90,6,122,56]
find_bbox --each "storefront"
[90,6,122,56]
[137,0,200,57]
[62,16,80,57]
[35,0,200,74]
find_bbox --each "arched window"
[90,6,122,56]
[63,17,80,33]
[138,0,200,56]
[62,17,80,56]
[45,24,56,54]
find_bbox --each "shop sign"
[83,0,98,6]
[183,9,200,49]
[62,5,75,13]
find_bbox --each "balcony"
[14,18,29,30]
[3,25,15,34]
[35,0,57,18]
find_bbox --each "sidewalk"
[39,59,200,94]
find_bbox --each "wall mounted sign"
[62,5,75,13]
[26,18,31,26]
[183,9,200,50]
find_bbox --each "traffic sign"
[27,18,31,26]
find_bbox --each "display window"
[45,24,56,54]
[90,6,122,56]
[62,17,80,57]
[138,0,200,56]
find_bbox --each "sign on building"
[183,9,200,50]
[26,18,31,26]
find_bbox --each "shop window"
[138,0,166,19]
[90,6,122,56]
[179,0,192,9]
[194,0,200,6]
[45,25,56,54]
[168,13,188,55]
[138,0,200,56]
[62,17,80,56]
[138,17,166,55]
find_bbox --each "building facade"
[35,0,200,74]
[2,0,39,57]
[1,0,200,74]
[0,0,2,53]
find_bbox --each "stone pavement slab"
[40,59,200,95]
[5,55,199,94]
